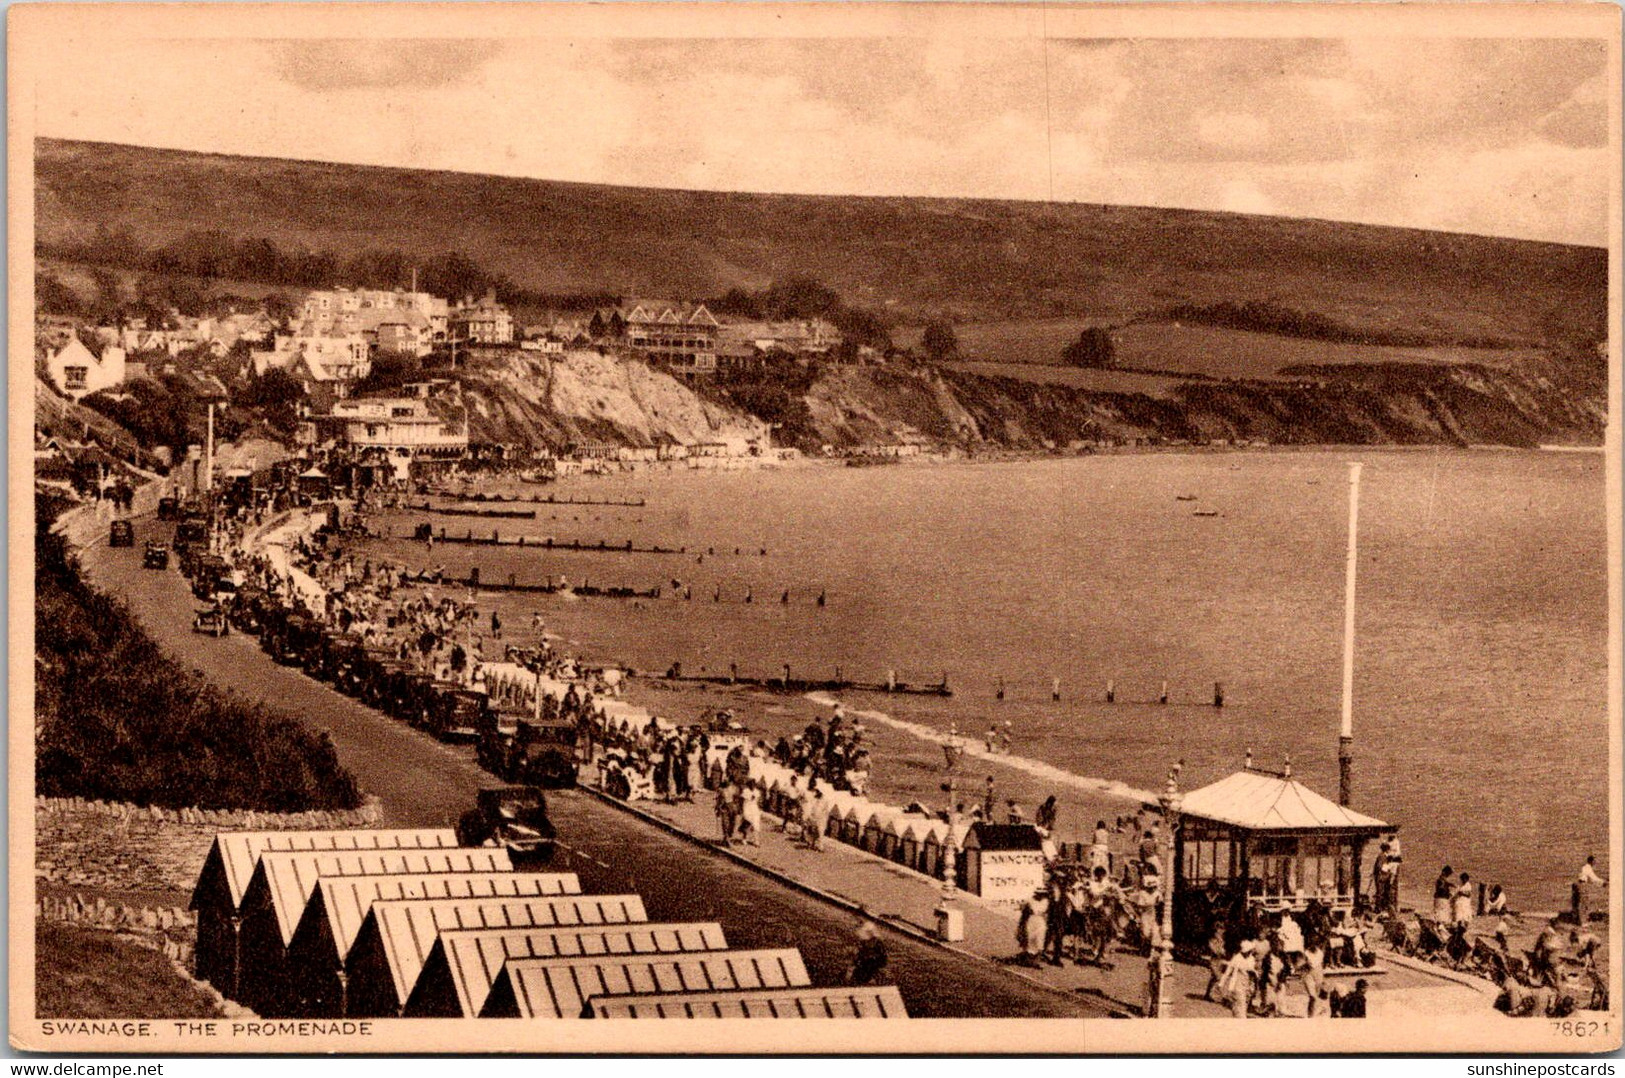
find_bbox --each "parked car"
[477,709,580,789]
[109,520,135,548]
[456,787,557,866]
[142,541,170,570]
[192,605,230,637]
[156,497,180,521]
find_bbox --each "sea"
[358,448,1610,911]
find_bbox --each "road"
[81,517,1103,1018]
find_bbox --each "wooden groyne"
[404,503,538,519]
[425,490,647,507]
[398,527,768,557]
[660,666,952,698]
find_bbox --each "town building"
[308,395,470,478]
[45,337,126,400]
[450,290,514,345]
[253,333,372,397]
[616,299,721,378]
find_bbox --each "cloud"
[269,40,502,92]
[29,32,1614,245]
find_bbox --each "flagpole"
[1339,462,1362,806]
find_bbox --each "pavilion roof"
[1173,769,1389,832]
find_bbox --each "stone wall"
[35,795,383,894]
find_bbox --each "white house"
[46,337,126,400]
[253,333,371,396]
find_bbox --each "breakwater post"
[1159,679,1169,705]
[1214,681,1225,708]
[1106,678,1115,703]
[1052,677,1061,702]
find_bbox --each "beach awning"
[1172,769,1390,832]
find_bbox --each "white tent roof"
[1175,770,1389,831]
[482,948,809,1019]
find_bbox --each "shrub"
[34,497,362,812]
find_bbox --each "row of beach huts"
[189,827,908,1020]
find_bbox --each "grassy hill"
[35,138,1606,345]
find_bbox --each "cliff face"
[435,350,1602,456]
[456,350,769,450]
[779,357,1604,451]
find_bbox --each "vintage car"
[191,555,232,601]
[173,518,209,555]
[422,683,489,741]
[456,787,557,866]
[477,709,580,789]
[192,605,230,637]
[228,585,269,635]
[156,496,181,522]
[388,670,438,726]
[109,520,135,548]
[142,541,170,570]
[266,611,322,667]
[355,650,408,710]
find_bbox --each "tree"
[262,292,298,328]
[921,319,959,361]
[1062,327,1116,368]
[355,350,422,396]
[36,271,84,317]
[237,367,306,432]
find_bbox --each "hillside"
[35,138,1606,343]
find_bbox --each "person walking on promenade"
[1573,855,1605,925]
[1043,876,1069,967]
[1433,865,1455,924]
[983,774,997,820]
[715,782,737,845]
[803,784,826,850]
[739,783,763,846]
[1203,921,1229,1001]
[847,922,889,986]
[1453,872,1475,928]
[1218,941,1257,1018]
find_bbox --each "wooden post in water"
[1159,680,1169,705]
[1214,681,1225,708]
[1052,677,1061,702]
[1106,679,1115,704]
[729,662,737,684]
[1339,462,1363,807]
[783,663,791,687]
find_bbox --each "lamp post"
[1150,761,1184,1018]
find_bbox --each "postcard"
[9,1,1620,1055]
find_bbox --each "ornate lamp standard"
[1149,761,1184,1018]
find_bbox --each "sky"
[31,30,1613,246]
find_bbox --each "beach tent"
[478,949,809,1019]
[234,847,510,1015]
[1148,765,1391,944]
[281,872,582,1018]
[188,828,457,998]
[402,922,729,1018]
[587,985,910,1019]
[898,818,934,873]
[861,807,900,856]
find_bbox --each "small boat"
[1175,494,1197,502]
[1193,509,1220,517]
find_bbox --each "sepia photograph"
[7,1,1620,1056]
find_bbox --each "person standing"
[847,922,889,986]
[715,782,737,845]
[1432,865,1455,924]
[739,783,763,846]
[1218,941,1257,1018]
[1574,855,1606,925]
[1453,872,1475,928]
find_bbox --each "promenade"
[579,761,1500,1020]
[77,515,1102,1019]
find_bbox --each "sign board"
[971,850,1048,909]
